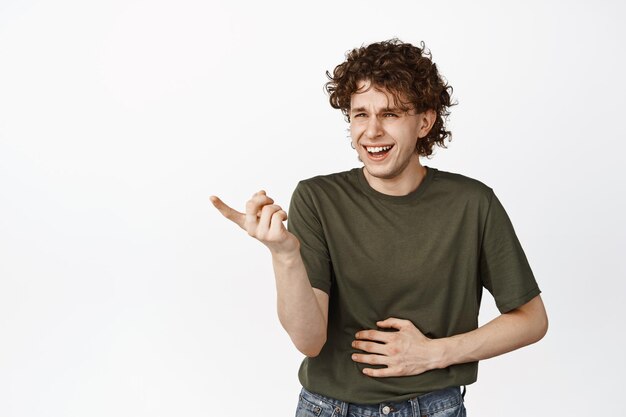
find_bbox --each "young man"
[210,39,548,416]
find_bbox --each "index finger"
[210,195,246,229]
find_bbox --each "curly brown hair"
[325,38,455,157]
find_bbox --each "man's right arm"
[272,250,328,357]
[210,190,329,357]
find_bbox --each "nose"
[365,116,383,139]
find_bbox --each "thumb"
[376,317,409,330]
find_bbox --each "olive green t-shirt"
[287,165,541,404]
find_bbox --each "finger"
[245,191,275,231]
[352,340,386,355]
[351,353,387,366]
[210,195,246,229]
[269,209,288,235]
[361,366,400,378]
[254,190,275,212]
[355,329,393,343]
[257,204,283,236]
[245,191,275,216]
[376,317,411,330]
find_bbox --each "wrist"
[270,243,301,265]
[433,336,456,369]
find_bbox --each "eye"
[353,113,367,118]
[383,113,399,118]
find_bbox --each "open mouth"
[364,145,394,159]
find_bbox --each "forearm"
[438,295,548,368]
[210,191,329,356]
[272,248,328,357]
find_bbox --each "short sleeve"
[287,181,333,294]
[480,190,541,313]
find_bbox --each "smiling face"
[349,80,435,195]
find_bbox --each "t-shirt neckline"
[355,164,436,204]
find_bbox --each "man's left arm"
[351,294,548,377]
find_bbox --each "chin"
[363,165,396,180]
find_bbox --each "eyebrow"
[350,106,403,114]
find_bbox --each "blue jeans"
[295,386,466,417]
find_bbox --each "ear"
[417,109,437,138]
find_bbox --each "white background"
[1,0,625,416]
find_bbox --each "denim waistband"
[299,385,465,417]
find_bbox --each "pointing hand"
[210,190,299,255]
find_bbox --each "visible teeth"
[366,145,392,153]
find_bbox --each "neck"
[363,160,427,196]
